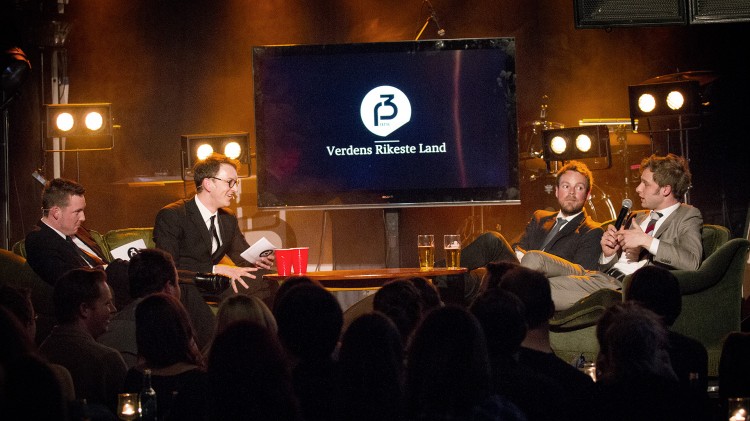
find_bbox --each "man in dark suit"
[153,153,276,302]
[526,153,702,310]
[450,160,604,304]
[25,178,109,286]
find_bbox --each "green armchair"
[549,224,750,376]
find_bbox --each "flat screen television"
[252,37,519,210]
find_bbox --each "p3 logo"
[360,86,412,137]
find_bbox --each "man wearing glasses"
[154,153,277,303]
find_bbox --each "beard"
[560,200,585,216]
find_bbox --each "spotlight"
[45,103,112,138]
[542,125,610,164]
[628,80,701,129]
[181,132,250,180]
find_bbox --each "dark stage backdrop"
[3,0,748,269]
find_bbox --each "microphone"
[426,1,446,37]
[613,198,633,229]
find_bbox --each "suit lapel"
[186,198,213,255]
[76,227,108,262]
[653,205,683,239]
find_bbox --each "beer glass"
[444,235,461,269]
[418,235,435,270]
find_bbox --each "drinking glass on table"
[418,235,435,270]
[444,235,461,269]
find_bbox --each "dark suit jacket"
[25,221,108,285]
[600,203,703,272]
[153,197,252,274]
[516,209,604,270]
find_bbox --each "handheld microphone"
[614,198,633,229]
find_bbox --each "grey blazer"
[600,203,703,272]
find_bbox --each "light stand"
[1,47,32,249]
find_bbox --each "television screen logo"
[360,86,412,137]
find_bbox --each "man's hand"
[253,255,275,270]
[600,225,621,257]
[616,222,653,252]
[213,264,257,293]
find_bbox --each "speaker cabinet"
[690,0,750,24]
[574,0,688,28]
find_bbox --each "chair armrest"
[674,238,750,295]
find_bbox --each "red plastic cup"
[274,248,295,276]
[291,247,309,275]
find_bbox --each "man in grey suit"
[525,153,702,310]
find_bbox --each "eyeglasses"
[210,177,239,188]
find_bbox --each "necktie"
[644,211,662,236]
[66,236,104,267]
[638,211,663,262]
[541,217,565,250]
[209,215,221,254]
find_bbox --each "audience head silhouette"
[625,265,681,326]
[274,283,342,361]
[216,294,277,335]
[135,293,202,368]
[374,279,423,345]
[499,266,554,329]
[128,248,180,299]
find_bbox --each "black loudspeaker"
[574,0,688,28]
[690,0,750,24]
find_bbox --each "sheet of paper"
[241,237,278,262]
[109,239,148,261]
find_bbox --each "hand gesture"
[600,225,621,257]
[213,264,257,293]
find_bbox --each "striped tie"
[644,211,662,236]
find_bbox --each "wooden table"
[264,267,467,290]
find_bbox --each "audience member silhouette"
[595,301,692,420]
[0,284,75,402]
[405,305,525,420]
[274,283,343,421]
[498,265,596,417]
[480,260,521,293]
[373,279,423,345]
[338,311,405,421]
[39,267,126,414]
[471,287,574,420]
[625,265,709,402]
[0,306,69,420]
[271,275,319,313]
[719,332,750,401]
[169,319,301,420]
[98,248,214,367]
[402,276,443,312]
[122,293,205,420]
[204,294,277,355]
[216,294,277,335]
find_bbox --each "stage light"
[575,134,592,152]
[45,103,112,138]
[181,132,250,180]
[196,144,214,160]
[628,80,701,128]
[224,141,242,159]
[550,136,567,154]
[542,125,610,164]
[56,112,74,132]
